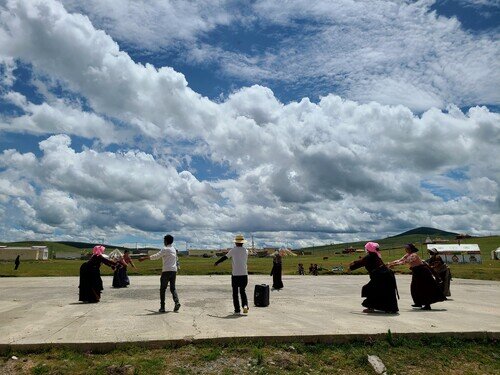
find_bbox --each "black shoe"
[174,303,181,312]
[159,307,166,313]
[421,305,431,310]
[412,304,421,308]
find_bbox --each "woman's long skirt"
[361,267,399,312]
[79,262,103,303]
[112,266,130,288]
[436,268,451,297]
[271,263,284,290]
[410,265,446,306]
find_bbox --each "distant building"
[0,246,49,260]
[424,237,450,244]
[54,252,81,260]
[188,249,228,257]
[426,244,481,264]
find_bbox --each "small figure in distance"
[298,263,305,275]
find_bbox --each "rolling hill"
[390,227,458,238]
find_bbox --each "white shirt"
[226,246,248,276]
[149,245,178,272]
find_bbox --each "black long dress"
[410,264,446,305]
[270,254,284,290]
[79,255,115,302]
[112,264,129,288]
[349,253,399,313]
[426,255,451,297]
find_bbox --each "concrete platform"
[0,275,499,351]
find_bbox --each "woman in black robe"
[349,242,399,313]
[388,243,446,310]
[112,258,128,288]
[270,252,284,290]
[426,248,452,297]
[79,245,116,303]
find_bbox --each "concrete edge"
[1,331,498,354]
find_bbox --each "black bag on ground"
[254,284,270,307]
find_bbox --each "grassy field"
[1,337,499,374]
[1,236,499,280]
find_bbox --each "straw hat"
[234,234,246,244]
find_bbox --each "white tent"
[427,244,482,264]
[491,247,500,260]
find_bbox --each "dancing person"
[214,234,249,314]
[348,242,399,314]
[112,249,136,288]
[387,243,446,310]
[139,234,181,313]
[426,248,452,297]
[308,263,314,274]
[270,251,284,290]
[14,255,20,270]
[79,245,116,303]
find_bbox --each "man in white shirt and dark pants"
[140,234,181,313]
[214,234,249,314]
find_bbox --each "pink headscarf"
[92,245,105,256]
[364,242,381,258]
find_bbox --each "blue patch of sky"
[0,132,95,157]
[420,181,463,201]
[0,62,120,154]
[420,167,470,201]
[121,19,336,105]
[187,155,236,181]
[3,61,94,114]
[9,62,45,105]
[0,96,23,117]
[444,167,470,181]
[431,0,500,32]
[456,104,500,114]
[124,47,237,101]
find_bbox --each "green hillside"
[390,227,458,238]
[300,227,465,254]
[56,241,130,250]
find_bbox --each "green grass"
[1,236,498,280]
[1,337,498,374]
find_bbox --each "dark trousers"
[231,275,248,312]
[160,271,179,308]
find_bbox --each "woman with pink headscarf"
[79,245,117,303]
[348,242,399,313]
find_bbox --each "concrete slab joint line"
[0,275,499,353]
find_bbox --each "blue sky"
[0,0,499,249]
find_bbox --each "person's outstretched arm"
[139,248,165,262]
[214,255,228,266]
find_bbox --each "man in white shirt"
[139,234,181,313]
[214,234,249,314]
